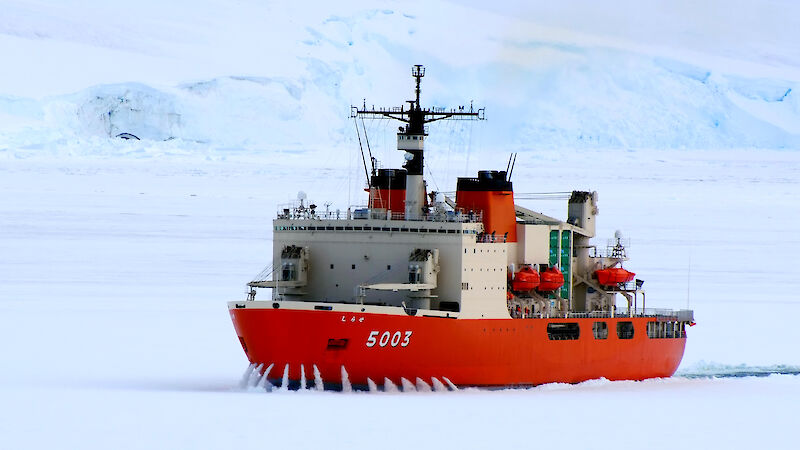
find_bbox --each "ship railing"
[475,233,508,243]
[601,281,638,291]
[564,308,694,321]
[276,205,483,223]
[590,238,631,259]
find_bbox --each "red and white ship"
[229,65,694,390]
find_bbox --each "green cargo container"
[547,230,572,300]
[560,230,571,300]
[549,230,559,266]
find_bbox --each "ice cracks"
[239,363,458,393]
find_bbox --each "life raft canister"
[537,267,565,292]
[595,267,636,286]
[511,265,540,292]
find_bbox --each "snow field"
[2,0,800,448]
[2,376,798,449]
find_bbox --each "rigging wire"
[514,192,572,200]
[425,156,442,192]
[353,117,370,187]
[361,117,375,174]
[445,121,453,190]
[464,120,473,177]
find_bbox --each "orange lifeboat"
[537,267,564,292]
[595,267,636,286]
[511,266,540,292]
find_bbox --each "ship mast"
[351,65,485,220]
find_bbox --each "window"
[617,322,634,339]
[281,262,296,281]
[593,322,608,339]
[387,265,391,270]
[461,282,469,290]
[439,301,460,312]
[409,266,421,283]
[647,321,682,339]
[547,323,580,340]
[351,264,356,270]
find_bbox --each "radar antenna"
[349,65,484,220]
[350,65,485,135]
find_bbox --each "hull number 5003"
[366,331,412,348]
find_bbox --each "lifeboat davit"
[511,266,540,292]
[537,267,564,292]
[595,267,636,286]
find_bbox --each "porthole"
[593,322,608,339]
[547,323,580,340]
[617,322,635,339]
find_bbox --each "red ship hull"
[230,307,686,389]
